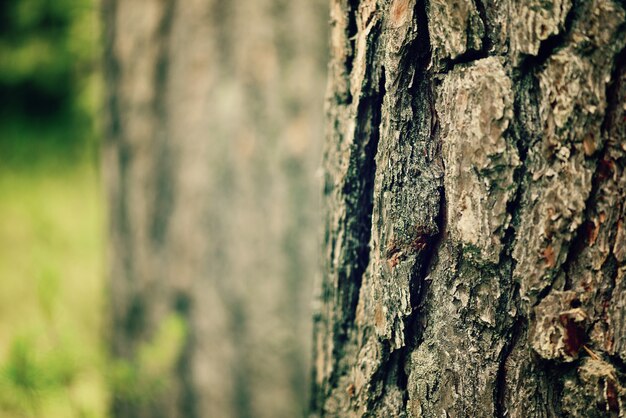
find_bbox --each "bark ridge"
[312,0,626,416]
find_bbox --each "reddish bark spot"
[583,133,596,156]
[606,379,620,413]
[606,334,614,352]
[598,159,616,181]
[387,251,402,269]
[542,245,556,267]
[390,0,410,27]
[346,383,356,398]
[385,227,431,269]
[385,243,400,259]
[585,220,600,245]
[559,313,585,357]
[410,234,429,252]
[385,244,402,269]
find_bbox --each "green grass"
[0,159,108,418]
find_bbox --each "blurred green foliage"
[0,3,190,416]
[0,167,107,418]
[0,0,101,168]
[110,314,188,407]
[0,0,108,417]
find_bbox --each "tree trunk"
[101,1,327,417]
[312,0,626,416]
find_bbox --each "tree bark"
[312,0,626,416]
[102,1,327,417]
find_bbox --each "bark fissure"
[436,0,491,72]
[396,1,442,406]
[345,0,359,83]
[561,44,626,284]
[472,0,491,53]
[315,18,386,406]
[332,69,384,350]
[494,317,523,417]
[516,0,580,72]
[557,35,626,372]
[535,31,626,302]
[437,48,489,74]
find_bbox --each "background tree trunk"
[312,0,626,416]
[102,1,327,417]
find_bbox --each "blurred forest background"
[0,0,327,417]
[0,0,105,417]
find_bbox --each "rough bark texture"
[102,1,327,417]
[312,0,626,416]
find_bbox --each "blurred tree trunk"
[101,0,327,417]
[312,0,626,416]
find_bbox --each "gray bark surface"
[102,1,327,417]
[312,0,626,416]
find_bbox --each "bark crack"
[317,19,386,407]
[435,0,491,74]
[345,0,359,79]
[494,317,523,417]
[399,0,441,410]
[491,41,542,418]
[551,40,626,294]
[516,0,579,72]
[355,0,441,412]
[437,48,489,74]
[472,0,492,54]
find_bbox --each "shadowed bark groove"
[312,8,385,409]
[312,0,626,416]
